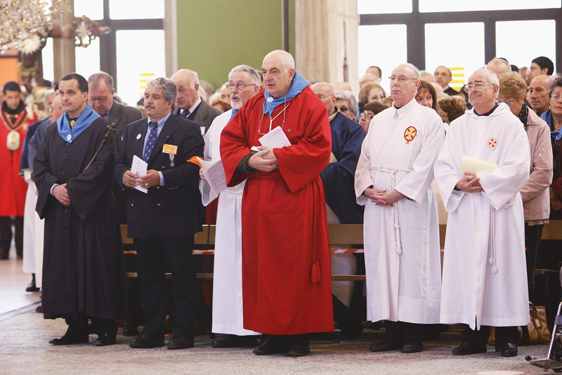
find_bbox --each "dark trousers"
[135,236,197,338]
[384,321,424,344]
[63,312,117,337]
[525,223,543,303]
[461,325,519,347]
[0,216,23,257]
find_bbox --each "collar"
[148,112,172,129]
[392,98,418,118]
[56,103,100,143]
[262,70,309,116]
[187,97,202,114]
[2,100,26,116]
[328,110,338,122]
[474,103,499,116]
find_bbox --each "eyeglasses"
[466,81,491,91]
[227,83,256,91]
[360,112,374,120]
[388,76,418,83]
[89,96,108,103]
[551,94,562,101]
[498,99,514,106]
[339,106,350,112]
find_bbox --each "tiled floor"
[0,247,41,319]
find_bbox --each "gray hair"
[335,90,358,116]
[472,68,499,98]
[88,72,114,89]
[43,89,55,104]
[146,77,177,103]
[189,71,199,90]
[486,58,512,72]
[229,65,261,87]
[358,73,379,86]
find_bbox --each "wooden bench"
[121,220,562,281]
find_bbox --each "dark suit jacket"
[114,114,204,239]
[173,98,222,133]
[108,101,143,139]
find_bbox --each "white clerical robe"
[200,110,258,336]
[22,174,45,287]
[434,103,530,330]
[355,99,444,324]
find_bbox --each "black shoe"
[94,333,116,346]
[122,321,139,337]
[452,341,487,355]
[286,336,310,357]
[212,335,258,348]
[49,334,89,345]
[26,275,39,292]
[369,341,403,352]
[401,341,423,353]
[167,334,194,350]
[129,333,165,348]
[253,336,289,355]
[497,343,518,357]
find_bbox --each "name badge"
[163,144,178,155]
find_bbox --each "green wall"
[176,0,295,90]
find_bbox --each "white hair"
[335,90,358,116]
[229,65,261,87]
[358,73,380,86]
[486,58,512,72]
[397,63,421,80]
[471,68,500,98]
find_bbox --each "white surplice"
[434,103,530,330]
[355,99,444,324]
[199,110,258,336]
[22,176,45,288]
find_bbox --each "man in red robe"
[221,50,334,357]
[0,81,36,259]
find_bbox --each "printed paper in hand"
[131,155,148,194]
[258,126,291,148]
[458,155,498,174]
[197,157,227,195]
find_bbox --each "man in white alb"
[355,63,444,353]
[434,68,530,357]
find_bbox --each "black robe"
[33,117,125,320]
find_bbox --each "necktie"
[181,110,190,119]
[142,121,158,162]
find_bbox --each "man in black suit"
[171,69,222,134]
[115,77,204,349]
[88,72,143,139]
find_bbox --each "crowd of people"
[3,50,560,358]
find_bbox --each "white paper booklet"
[131,155,148,194]
[258,126,291,149]
[458,155,498,174]
[197,157,227,195]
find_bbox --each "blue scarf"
[542,110,561,142]
[262,71,309,116]
[57,103,100,143]
[230,108,239,120]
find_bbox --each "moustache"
[145,105,155,109]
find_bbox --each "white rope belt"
[371,165,411,255]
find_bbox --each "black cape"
[320,112,366,224]
[33,117,125,320]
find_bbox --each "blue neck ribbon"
[57,103,100,143]
[262,71,309,116]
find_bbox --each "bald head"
[171,69,200,109]
[262,50,296,98]
[529,74,554,115]
[312,82,336,115]
[486,59,511,77]
[334,82,353,92]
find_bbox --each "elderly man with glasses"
[435,68,531,357]
[355,63,444,354]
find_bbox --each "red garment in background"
[0,108,36,216]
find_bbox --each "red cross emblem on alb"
[487,137,499,149]
[404,126,417,145]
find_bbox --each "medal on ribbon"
[404,126,417,145]
[163,144,178,167]
[6,130,19,150]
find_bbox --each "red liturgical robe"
[0,107,36,216]
[221,86,334,335]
